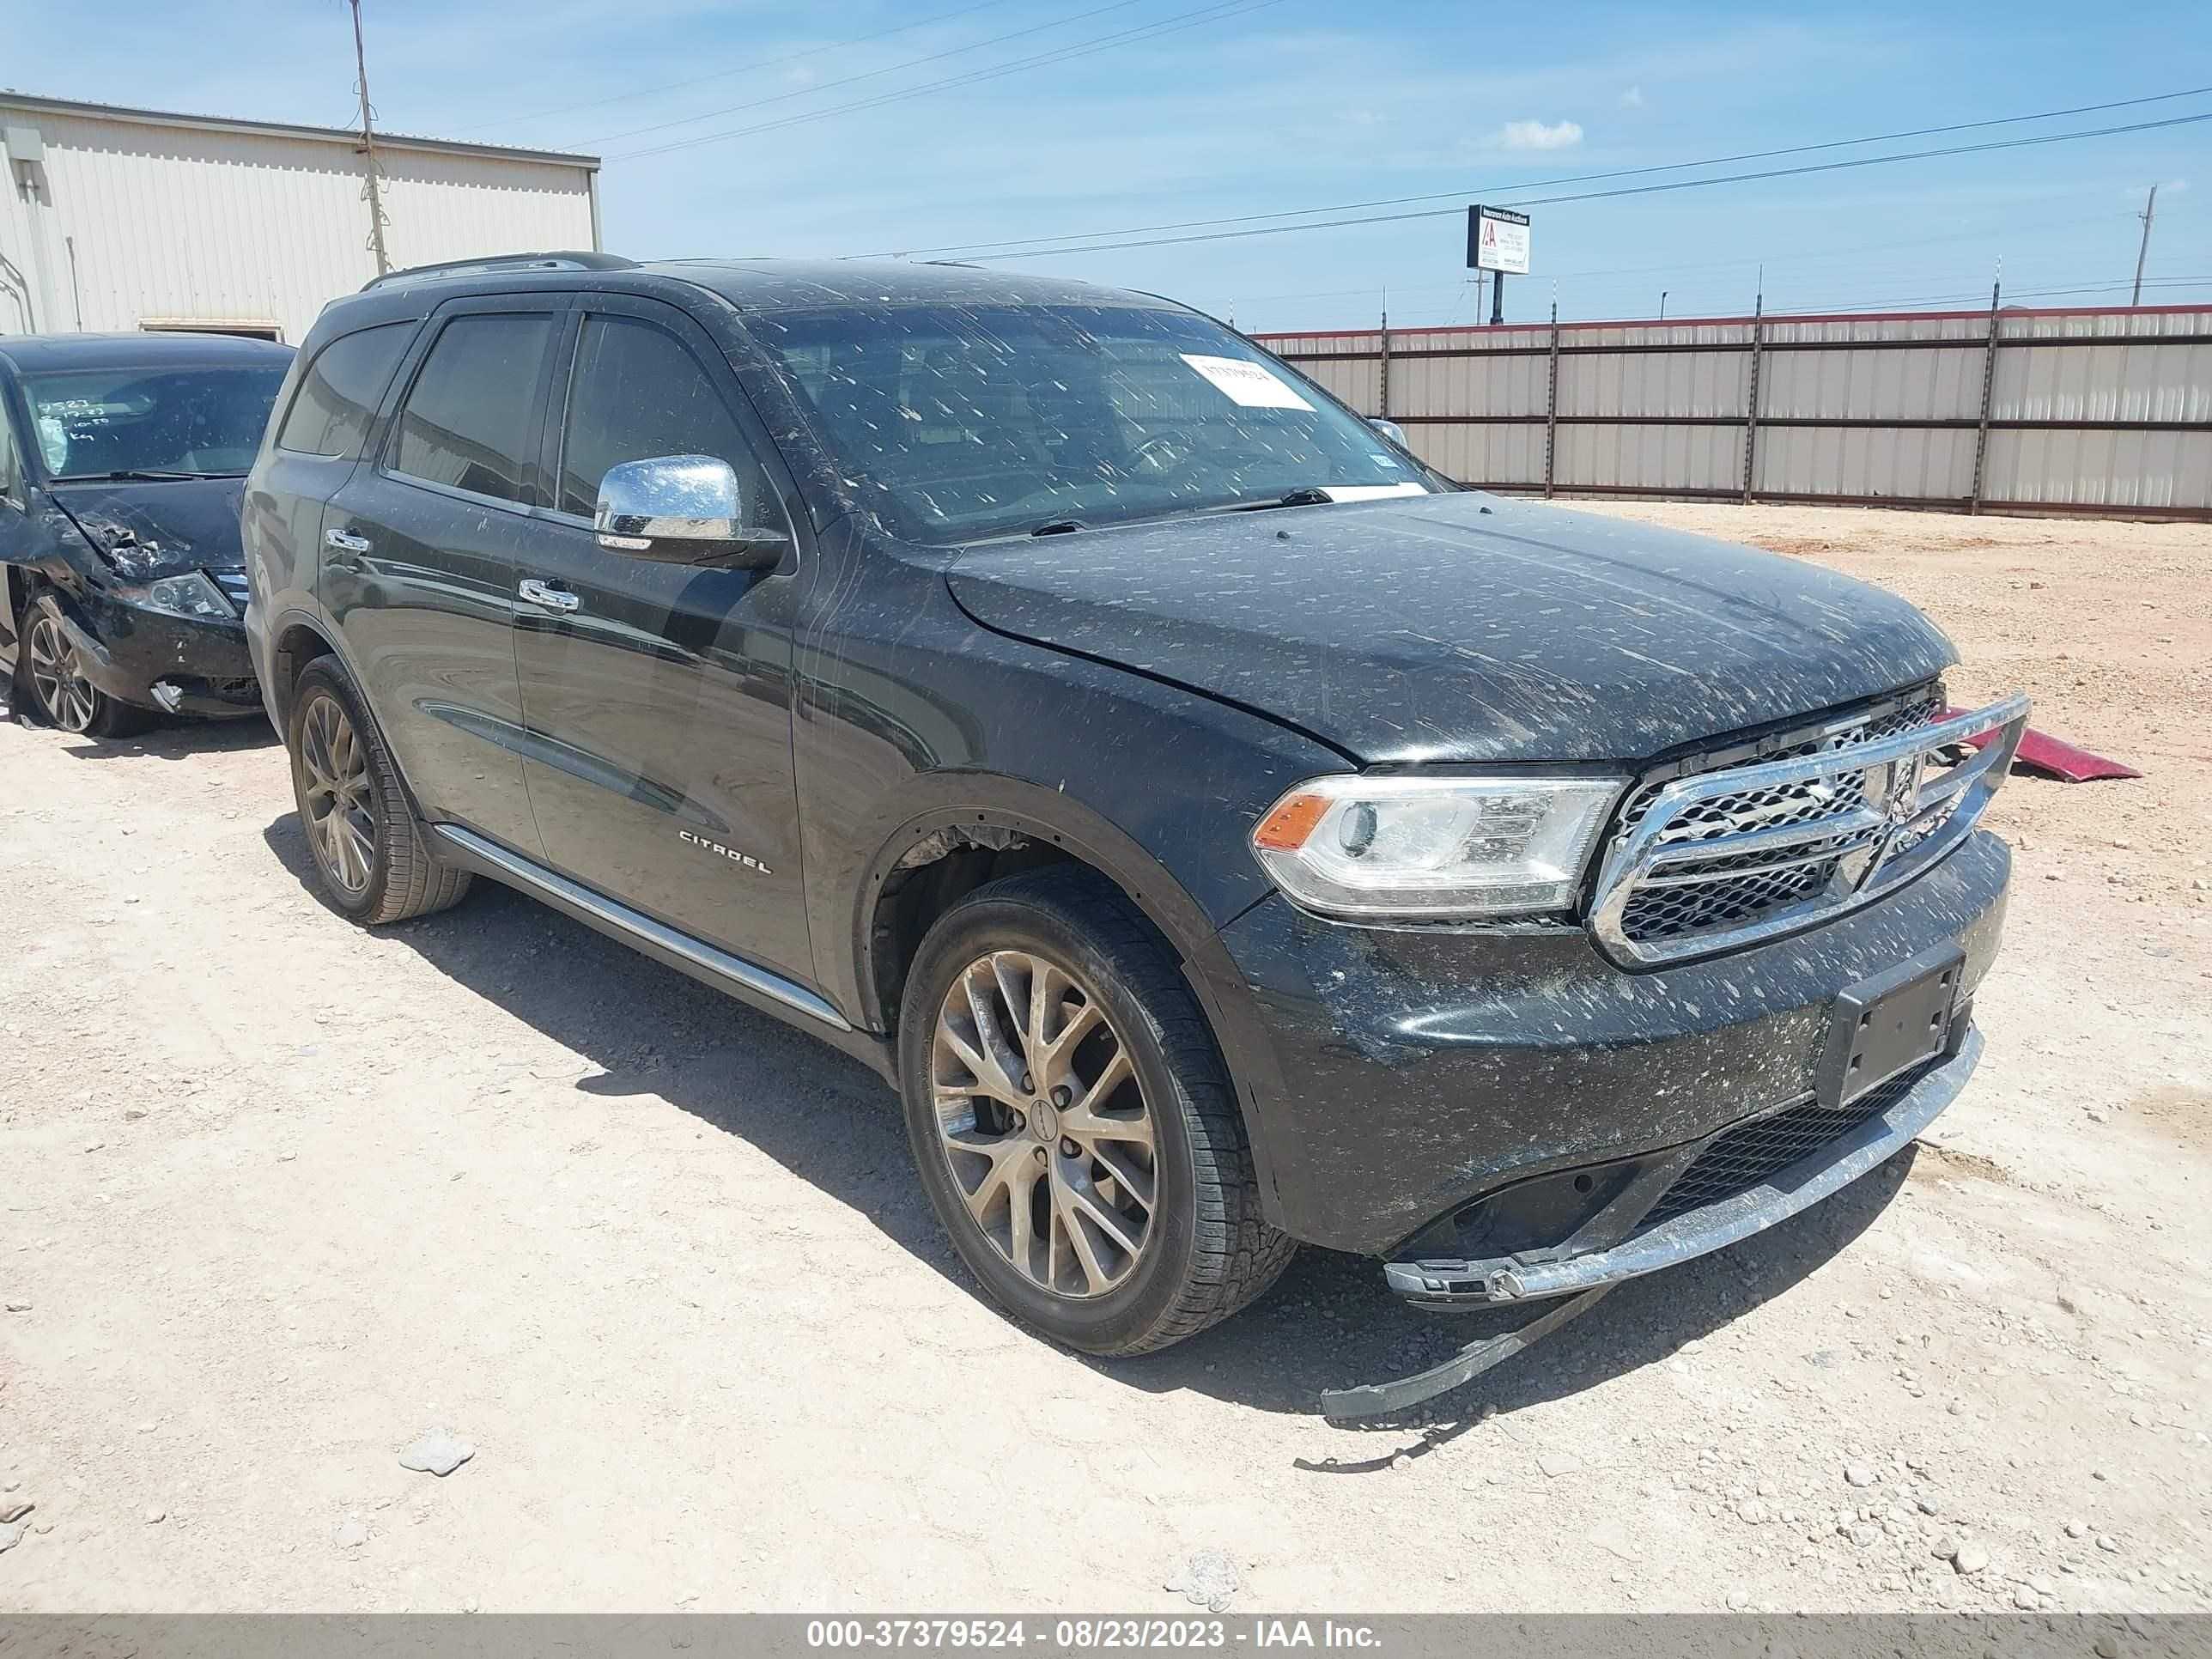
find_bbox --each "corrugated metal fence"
[1255,301,2212,520]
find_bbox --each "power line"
[945,111,2212,261]
[609,0,1287,162]
[580,0,1154,150]
[872,86,2212,258]
[1229,208,2136,307]
[611,0,1282,161]
[448,1,1017,137]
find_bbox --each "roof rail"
[362,251,636,292]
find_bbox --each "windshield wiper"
[55,468,240,483]
[987,494,1333,542]
[1233,486,1336,512]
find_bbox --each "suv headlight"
[1251,774,1625,920]
[127,572,234,621]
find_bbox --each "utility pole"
[349,0,391,276]
[1659,290,1668,320]
[1376,289,1390,422]
[2130,184,2158,306]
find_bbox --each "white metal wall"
[1257,305,2212,520]
[1,100,596,345]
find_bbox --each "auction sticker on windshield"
[1181,354,1315,410]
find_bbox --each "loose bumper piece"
[1321,1030,1980,1417]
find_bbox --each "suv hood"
[945,492,1955,764]
[46,477,247,581]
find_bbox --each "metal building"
[0,93,600,346]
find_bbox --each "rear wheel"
[20,594,154,738]
[286,658,471,925]
[898,867,1295,1356]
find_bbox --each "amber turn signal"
[1252,791,1330,852]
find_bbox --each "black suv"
[244,253,2026,1413]
[2,331,291,735]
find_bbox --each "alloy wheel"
[932,951,1159,1298]
[26,613,97,733]
[299,694,377,897]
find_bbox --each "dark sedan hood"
[46,477,247,580]
[945,492,1956,764]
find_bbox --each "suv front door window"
[514,304,813,984]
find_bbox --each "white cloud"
[1620,85,1644,108]
[1496,118,1583,150]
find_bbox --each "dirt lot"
[2,502,2207,1614]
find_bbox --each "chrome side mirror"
[594,454,786,569]
[1370,417,1409,447]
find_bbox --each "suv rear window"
[276,323,413,459]
[388,313,553,505]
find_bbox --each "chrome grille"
[210,569,251,616]
[1589,690,2029,967]
[1615,693,1943,945]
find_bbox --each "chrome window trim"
[1589,693,2030,968]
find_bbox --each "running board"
[429,823,854,1033]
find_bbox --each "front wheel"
[20,594,153,738]
[898,867,1295,1356]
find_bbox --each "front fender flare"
[843,773,1295,1221]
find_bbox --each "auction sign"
[1467,204,1532,274]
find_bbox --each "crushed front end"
[25,488,263,720]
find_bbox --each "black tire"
[286,657,471,925]
[19,592,155,738]
[898,866,1295,1356]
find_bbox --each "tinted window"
[390,313,552,505]
[277,323,412,458]
[23,365,289,479]
[556,315,784,532]
[753,302,1436,543]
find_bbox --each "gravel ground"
[1,502,2207,1613]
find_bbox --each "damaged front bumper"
[59,588,262,719]
[1321,1028,1980,1417]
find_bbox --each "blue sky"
[5,0,2206,329]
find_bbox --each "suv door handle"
[517,578,580,613]
[325,527,373,556]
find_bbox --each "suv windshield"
[751,302,1438,543]
[25,364,289,482]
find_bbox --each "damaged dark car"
[0,331,291,736]
[245,256,2027,1415]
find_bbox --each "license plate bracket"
[1820,945,1965,1110]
